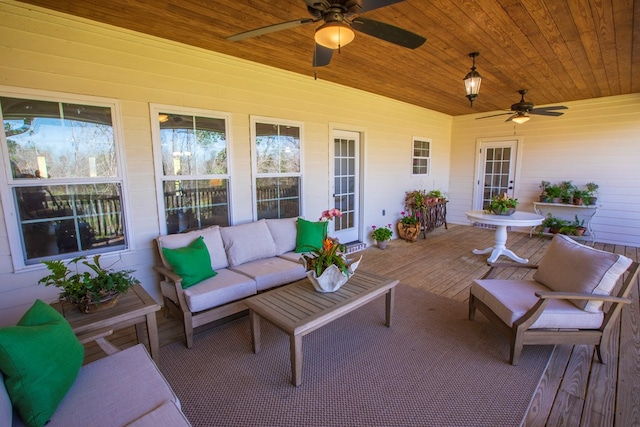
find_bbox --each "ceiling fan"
[476,89,568,124]
[227,0,426,67]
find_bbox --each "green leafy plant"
[487,193,518,213]
[427,190,445,199]
[404,190,427,212]
[300,237,350,277]
[400,211,420,225]
[371,224,393,242]
[39,255,137,311]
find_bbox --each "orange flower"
[322,238,333,252]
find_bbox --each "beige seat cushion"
[471,279,604,329]
[533,234,632,312]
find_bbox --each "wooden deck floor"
[86,224,640,427]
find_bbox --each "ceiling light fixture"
[512,114,530,124]
[314,22,355,50]
[463,52,482,107]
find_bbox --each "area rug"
[159,284,553,427]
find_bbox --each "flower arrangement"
[371,224,393,242]
[301,237,349,277]
[301,209,350,277]
[319,208,342,222]
[399,211,420,225]
[487,193,518,214]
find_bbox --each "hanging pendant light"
[463,52,482,107]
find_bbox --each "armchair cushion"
[532,234,632,312]
[470,279,604,329]
[0,300,84,427]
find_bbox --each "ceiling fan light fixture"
[463,52,482,107]
[512,114,530,124]
[314,22,355,50]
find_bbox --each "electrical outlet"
[382,209,385,216]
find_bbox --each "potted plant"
[426,189,445,203]
[586,182,599,205]
[404,189,427,213]
[397,211,421,242]
[546,184,563,203]
[300,237,361,292]
[38,255,138,313]
[572,188,588,206]
[371,224,393,249]
[573,215,587,236]
[559,180,575,204]
[539,181,551,202]
[487,193,518,215]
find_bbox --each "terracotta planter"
[397,223,420,242]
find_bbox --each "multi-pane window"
[0,93,128,267]
[412,137,431,175]
[152,106,231,234]
[252,118,302,219]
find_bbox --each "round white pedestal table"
[465,210,545,263]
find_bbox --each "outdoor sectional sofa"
[154,217,317,348]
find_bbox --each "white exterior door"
[474,138,521,210]
[331,130,360,243]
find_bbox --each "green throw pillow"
[295,218,328,253]
[0,299,84,427]
[162,236,217,288]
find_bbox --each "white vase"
[306,256,362,293]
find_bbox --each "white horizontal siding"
[0,1,452,325]
[450,93,640,247]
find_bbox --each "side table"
[51,284,161,362]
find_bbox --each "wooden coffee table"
[51,284,161,362]
[245,270,399,386]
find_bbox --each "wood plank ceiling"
[15,0,639,116]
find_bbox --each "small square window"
[412,137,431,175]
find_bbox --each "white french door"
[331,130,360,243]
[473,138,521,210]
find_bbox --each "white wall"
[449,94,640,247]
[0,1,452,325]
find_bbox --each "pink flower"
[371,225,377,229]
[319,208,342,221]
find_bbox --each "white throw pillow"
[533,234,632,312]
[265,217,299,255]
[156,225,229,271]
[220,220,278,266]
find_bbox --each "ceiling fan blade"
[358,0,406,13]
[529,109,565,117]
[313,43,333,67]
[351,17,426,49]
[532,105,568,111]
[475,112,513,120]
[227,18,314,42]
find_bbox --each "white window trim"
[412,136,431,176]
[250,116,304,221]
[150,103,233,234]
[0,86,133,271]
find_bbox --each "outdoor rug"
[159,284,553,427]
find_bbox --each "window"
[412,137,431,175]
[151,105,231,234]
[251,117,302,219]
[0,91,129,268]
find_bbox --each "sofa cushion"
[220,219,277,267]
[0,300,84,427]
[162,236,217,288]
[229,257,306,292]
[157,225,228,271]
[533,234,632,312]
[277,251,303,264]
[266,217,299,255]
[471,279,604,329]
[0,371,12,427]
[44,344,181,427]
[295,218,328,253]
[180,269,257,313]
